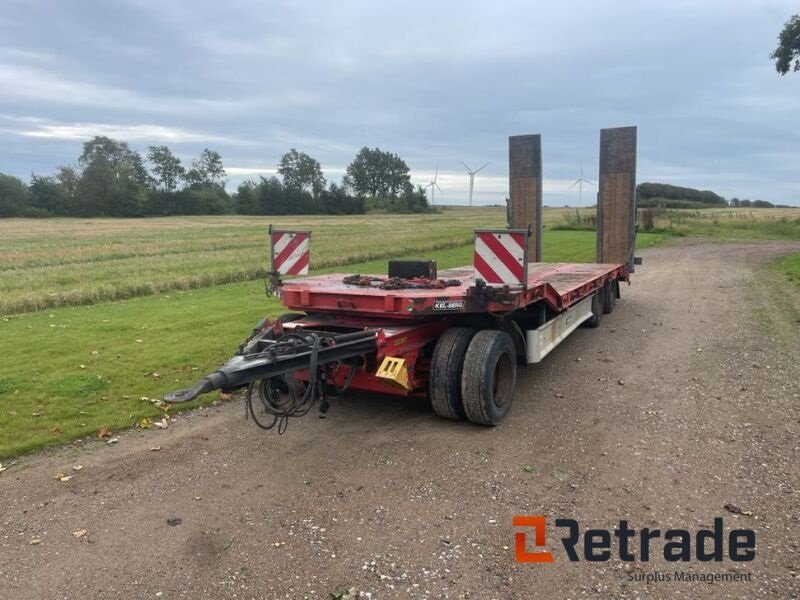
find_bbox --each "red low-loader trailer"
[165,230,630,430]
[165,128,639,431]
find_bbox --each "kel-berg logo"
[513,516,756,563]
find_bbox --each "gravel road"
[1,241,798,600]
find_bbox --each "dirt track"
[1,241,799,600]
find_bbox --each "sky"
[1,0,798,206]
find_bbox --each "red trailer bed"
[280,261,628,318]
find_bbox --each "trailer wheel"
[583,291,604,328]
[602,280,617,314]
[429,327,476,420]
[461,330,517,426]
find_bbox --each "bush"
[639,208,655,232]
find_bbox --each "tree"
[0,173,31,217]
[77,136,150,216]
[319,182,365,215]
[636,182,726,205]
[185,148,226,188]
[346,147,411,198]
[147,145,185,193]
[277,149,326,197]
[771,15,800,75]
[399,184,430,213]
[178,186,232,214]
[752,199,774,208]
[29,174,65,215]
[252,176,288,214]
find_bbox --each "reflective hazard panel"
[473,229,529,288]
[269,228,311,276]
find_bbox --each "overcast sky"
[1,0,798,205]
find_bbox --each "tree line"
[0,137,430,218]
[636,182,780,209]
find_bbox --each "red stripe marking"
[508,232,525,250]
[285,250,309,275]
[274,233,306,269]
[474,252,503,284]
[479,233,524,281]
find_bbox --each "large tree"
[185,148,226,188]
[147,145,185,193]
[346,147,411,198]
[277,149,326,197]
[771,15,800,75]
[77,136,150,216]
[29,174,67,215]
[0,173,31,217]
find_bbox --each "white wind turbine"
[569,162,596,206]
[460,161,489,207]
[425,167,443,205]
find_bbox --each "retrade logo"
[513,517,755,563]
[512,515,554,563]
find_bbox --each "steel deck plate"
[279,262,626,318]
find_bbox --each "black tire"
[461,330,517,426]
[583,291,603,328]
[429,327,476,420]
[602,280,617,314]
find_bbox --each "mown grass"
[0,229,667,458]
[0,212,505,315]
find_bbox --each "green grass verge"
[774,252,800,288]
[0,230,668,458]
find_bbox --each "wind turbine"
[460,161,489,207]
[425,167,443,205]
[569,162,596,207]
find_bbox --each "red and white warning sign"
[270,229,311,276]
[473,229,528,287]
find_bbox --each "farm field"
[0,210,502,315]
[3,206,799,316]
[649,207,800,239]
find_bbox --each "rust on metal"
[508,134,542,262]
[597,126,637,270]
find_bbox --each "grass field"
[775,252,800,287]
[0,211,498,315]
[1,206,796,459]
[654,208,800,240]
[0,207,604,316]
